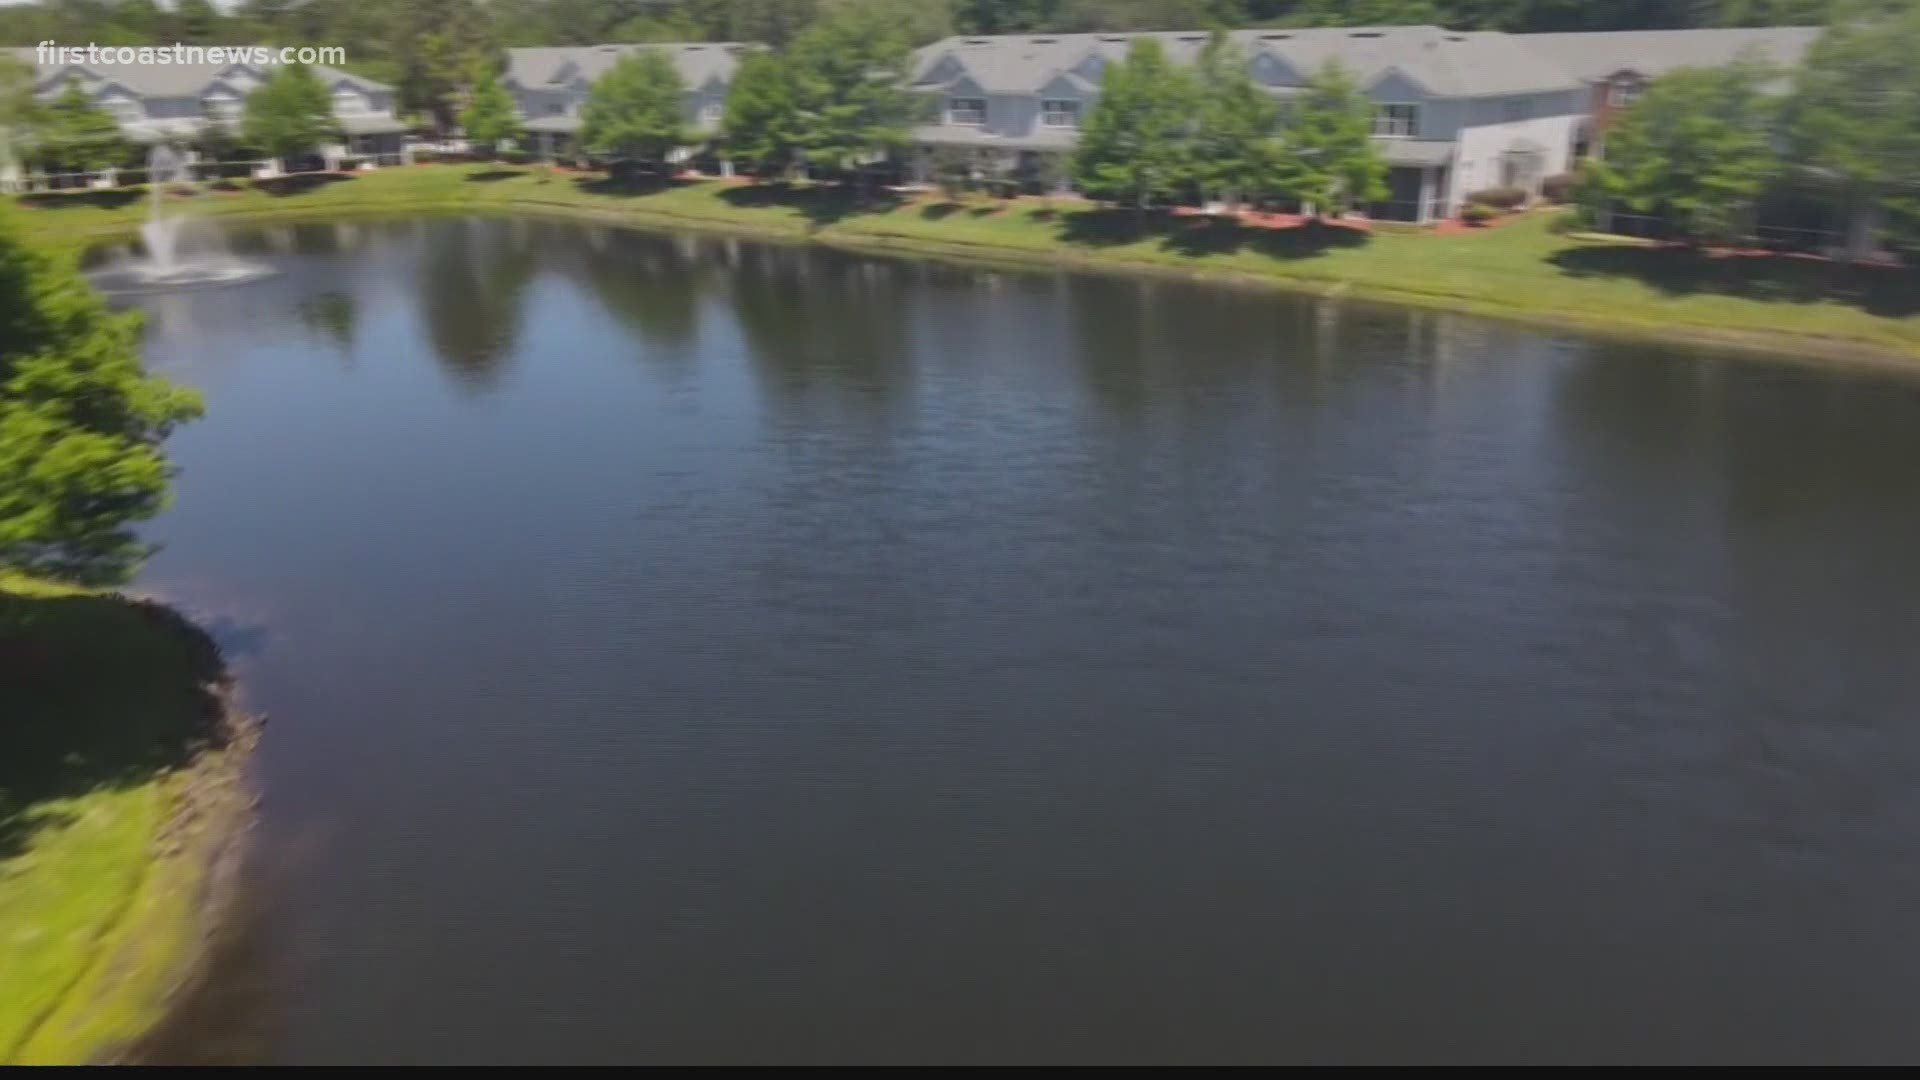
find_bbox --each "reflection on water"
[128,217,1920,1064]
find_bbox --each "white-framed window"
[1607,79,1643,109]
[947,96,987,126]
[204,93,240,121]
[1040,98,1080,128]
[104,97,141,123]
[332,89,366,115]
[1503,97,1533,122]
[700,102,724,126]
[1372,103,1419,138]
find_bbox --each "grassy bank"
[10,163,1920,364]
[0,575,251,1065]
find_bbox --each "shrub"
[1461,203,1498,226]
[1467,186,1529,211]
[1540,173,1577,204]
[501,148,533,165]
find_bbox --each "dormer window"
[700,102,724,126]
[1607,77,1643,109]
[1372,103,1419,138]
[946,96,986,126]
[104,97,141,123]
[332,89,366,115]
[204,93,241,121]
[1041,99,1079,128]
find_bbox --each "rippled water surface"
[128,217,1920,1064]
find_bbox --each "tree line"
[0,0,1873,129]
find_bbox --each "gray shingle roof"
[1516,26,1822,83]
[28,55,386,99]
[505,43,751,91]
[914,26,1585,99]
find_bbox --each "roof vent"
[1446,35,1466,42]
[963,38,990,45]
[1348,31,1385,38]
[1099,35,1130,42]
[1031,37,1056,44]
[1260,33,1293,40]
[1178,35,1206,42]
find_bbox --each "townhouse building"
[15,50,406,172]
[907,26,1592,223]
[503,43,749,161]
[1517,26,1820,158]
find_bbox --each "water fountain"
[92,143,271,292]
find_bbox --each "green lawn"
[11,163,1920,363]
[0,574,244,1065]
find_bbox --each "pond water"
[126,216,1920,1064]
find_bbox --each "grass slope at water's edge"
[0,573,249,1065]
[10,164,1920,367]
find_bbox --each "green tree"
[581,50,694,170]
[399,0,498,133]
[0,209,202,585]
[722,50,806,177]
[1276,61,1386,216]
[1584,56,1782,244]
[31,81,129,179]
[787,2,917,179]
[1788,0,1920,252]
[1188,31,1284,210]
[243,64,341,167]
[1070,37,1195,210]
[172,0,223,42]
[726,0,824,46]
[461,66,525,157]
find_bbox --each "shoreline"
[0,584,261,1066]
[13,165,1919,374]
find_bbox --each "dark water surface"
[127,217,1920,1064]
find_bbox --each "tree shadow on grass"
[17,189,146,211]
[253,173,357,197]
[570,172,703,198]
[717,181,904,229]
[1058,208,1369,261]
[1550,245,1920,318]
[0,590,228,863]
[919,201,963,221]
[464,168,530,183]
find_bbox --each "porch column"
[1845,195,1884,263]
[1417,166,1436,224]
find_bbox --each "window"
[1372,103,1418,138]
[1503,97,1533,122]
[204,94,240,121]
[1607,79,1642,109]
[104,98,141,123]
[947,96,986,126]
[700,102,724,126]
[1040,99,1079,128]
[332,90,365,115]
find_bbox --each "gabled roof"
[913,26,1585,99]
[27,55,387,100]
[1516,26,1822,83]
[504,43,752,92]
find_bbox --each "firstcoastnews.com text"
[35,42,347,68]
